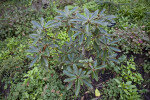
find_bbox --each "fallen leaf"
[95,88,100,97]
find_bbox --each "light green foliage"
[119,58,143,84]
[47,30,70,46]
[0,37,29,62]
[83,1,99,11]
[8,67,71,100]
[117,0,150,22]
[0,37,30,98]
[107,56,143,84]
[27,6,121,96]
[102,78,141,100]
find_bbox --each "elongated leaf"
[70,7,78,14]
[67,66,72,72]
[77,13,87,21]
[87,36,90,47]
[96,20,108,26]
[79,34,84,45]
[109,46,121,52]
[31,21,42,29]
[109,40,119,44]
[78,68,82,76]
[93,72,98,81]
[100,9,106,15]
[84,8,90,18]
[99,27,107,34]
[95,65,106,70]
[56,10,65,15]
[109,53,117,58]
[81,71,86,76]
[73,64,78,75]
[43,56,48,67]
[64,77,76,82]
[86,70,92,75]
[73,32,81,38]
[108,58,119,63]
[86,24,89,33]
[45,20,55,27]
[26,46,39,53]
[29,34,38,38]
[90,10,99,20]
[63,70,76,77]
[67,82,74,90]
[41,17,44,26]
[68,54,72,61]
[71,53,74,62]
[83,80,93,89]
[65,6,69,14]
[46,22,61,28]
[29,55,39,67]
[49,44,58,48]
[103,35,107,44]
[80,74,90,79]
[75,80,81,96]
[94,60,97,67]
[45,47,50,56]
[70,19,83,22]
[105,15,116,20]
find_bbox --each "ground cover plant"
[0,0,150,100]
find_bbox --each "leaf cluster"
[27,6,121,96]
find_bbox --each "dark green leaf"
[84,8,90,18]
[70,19,83,22]
[95,65,106,70]
[31,21,42,29]
[70,7,78,14]
[46,22,61,28]
[43,56,48,67]
[100,9,106,15]
[67,82,74,90]
[73,64,78,75]
[109,46,121,52]
[64,77,76,82]
[83,80,93,89]
[56,10,65,15]
[93,72,98,81]
[79,34,84,45]
[108,58,119,63]
[73,32,81,38]
[77,13,87,21]
[87,36,91,47]
[75,80,81,96]
[63,70,76,77]
[45,20,55,27]
[90,10,99,20]
[41,17,44,26]
[29,55,39,67]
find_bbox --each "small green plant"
[8,67,72,100]
[63,64,93,96]
[0,56,28,98]
[119,58,143,84]
[101,78,141,100]
[27,6,121,96]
